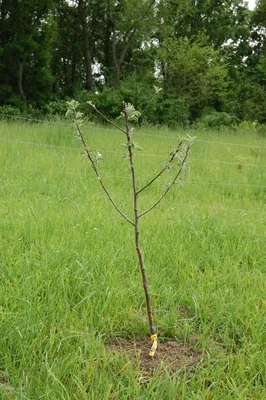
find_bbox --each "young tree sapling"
[66,95,193,357]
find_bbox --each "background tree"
[158,36,229,120]
[0,0,54,108]
[50,0,84,97]
[104,0,156,88]
[1,0,266,125]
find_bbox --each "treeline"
[0,0,266,126]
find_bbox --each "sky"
[67,0,258,11]
[248,0,257,10]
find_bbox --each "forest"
[0,0,266,126]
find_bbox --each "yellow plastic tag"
[149,333,158,357]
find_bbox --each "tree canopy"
[0,0,265,125]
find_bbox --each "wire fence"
[1,114,266,237]
[1,112,266,149]
[1,194,265,242]
[1,164,266,190]
[1,185,266,227]
[0,137,265,169]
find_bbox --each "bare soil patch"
[110,337,203,376]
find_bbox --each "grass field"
[0,119,266,399]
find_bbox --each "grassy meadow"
[0,119,266,399]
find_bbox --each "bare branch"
[137,141,183,195]
[141,92,157,117]
[139,144,190,218]
[92,105,127,135]
[75,121,134,226]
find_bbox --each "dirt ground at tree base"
[110,337,203,376]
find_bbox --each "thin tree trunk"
[124,107,156,335]
[82,20,93,91]
[14,26,27,107]
[112,62,120,88]
[104,0,113,84]
[78,0,93,91]
[111,28,119,88]
[18,59,27,108]
[134,211,155,334]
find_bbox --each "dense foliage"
[1,0,266,125]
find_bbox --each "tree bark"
[18,59,27,108]
[123,105,156,335]
[78,0,93,91]
[112,31,120,88]
[103,0,113,84]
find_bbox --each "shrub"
[198,111,236,129]
[44,100,68,116]
[151,96,190,128]
[0,105,22,118]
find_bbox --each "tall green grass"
[0,120,266,399]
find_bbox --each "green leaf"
[66,100,80,111]
[154,86,162,94]
[87,101,96,108]
[117,114,125,121]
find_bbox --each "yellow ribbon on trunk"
[149,333,158,357]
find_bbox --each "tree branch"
[139,144,190,218]
[119,26,137,66]
[137,141,183,195]
[140,92,157,117]
[92,105,127,135]
[75,121,134,226]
